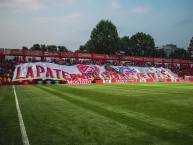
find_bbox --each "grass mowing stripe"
[45,85,193,133]
[57,84,193,106]
[36,85,193,145]
[18,85,157,145]
[41,85,184,133]
[13,85,30,145]
[163,97,193,107]
[50,84,193,126]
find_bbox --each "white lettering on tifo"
[66,80,92,84]
[13,85,30,145]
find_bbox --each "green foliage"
[120,36,132,55]
[46,45,57,52]
[130,32,156,57]
[22,46,28,50]
[81,19,120,54]
[58,46,70,52]
[76,20,160,57]
[84,40,95,53]
[156,48,167,58]
[29,44,69,52]
[30,44,41,50]
[75,45,87,53]
[40,44,47,51]
[76,41,94,53]
[151,48,167,58]
[169,48,190,59]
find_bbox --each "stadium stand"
[0,48,193,85]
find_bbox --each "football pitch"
[0,83,193,145]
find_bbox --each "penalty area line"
[13,85,30,145]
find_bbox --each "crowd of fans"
[1,56,193,85]
[0,59,18,85]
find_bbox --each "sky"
[0,0,193,51]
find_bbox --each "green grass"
[0,86,22,145]
[1,83,193,145]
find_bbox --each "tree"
[86,19,120,54]
[120,36,131,55]
[169,48,190,59]
[156,49,167,58]
[22,46,28,50]
[58,46,70,52]
[76,40,95,53]
[40,44,47,51]
[75,45,87,53]
[46,45,57,51]
[30,44,40,50]
[130,32,156,57]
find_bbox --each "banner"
[92,54,106,59]
[181,60,189,64]
[44,51,60,57]
[109,66,178,81]
[24,50,43,57]
[12,62,104,81]
[61,52,77,58]
[122,56,134,61]
[2,48,192,64]
[154,58,163,63]
[77,53,92,59]
[163,58,172,63]
[12,62,179,81]
[173,59,180,64]
[133,57,144,61]
[5,49,24,56]
[143,57,154,62]
[106,55,119,60]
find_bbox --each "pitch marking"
[13,85,30,145]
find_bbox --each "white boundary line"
[13,85,30,145]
